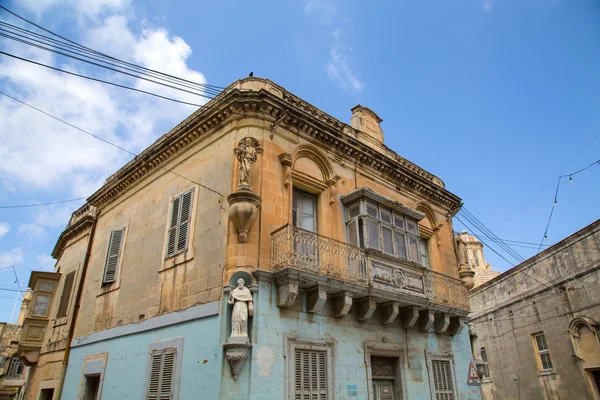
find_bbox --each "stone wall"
[469,219,600,400]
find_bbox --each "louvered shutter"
[295,349,328,400]
[103,229,124,284]
[147,349,177,400]
[431,360,454,400]
[57,271,75,318]
[176,191,193,253]
[166,197,180,257]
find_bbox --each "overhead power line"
[0,196,87,209]
[0,91,224,198]
[0,6,226,93]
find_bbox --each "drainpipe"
[55,217,98,400]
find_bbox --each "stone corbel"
[380,302,400,325]
[448,316,465,336]
[277,278,299,308]
[332,292,353,317]
[356,297,376,321]
[418,309,435,331]
[223,342,252,380]
[434,313,450,334]
[278,152,293,188]
[400,306,420,328]
[306,286,327,313]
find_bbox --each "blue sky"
[0,0,599,322]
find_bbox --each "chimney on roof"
[350,105,384,148]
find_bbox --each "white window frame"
[532,332,553,371]
[285,335,335,400]
[144,338,184,400]
[480,347,491,379]
[426,353,457,400]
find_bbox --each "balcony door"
[292,188,318,268]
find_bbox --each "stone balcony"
[270,225,468,334]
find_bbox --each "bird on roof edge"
[248,72,253,77]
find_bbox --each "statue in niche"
[234,138,258,188]
[228,278,254,338]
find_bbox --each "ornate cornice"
[51,214,95,259]
[82,78,461,212]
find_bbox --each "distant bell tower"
[455,231,500,289]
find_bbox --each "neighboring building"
[0,292,31,400]
[18,78,479,399]
[455,231,500,289]
[469,219,600,400]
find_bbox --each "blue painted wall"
[62,314,222,400]
[221,280,481,400]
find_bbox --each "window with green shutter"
[430,359,455,400]
[103,228,124,284]
[147,349,176,400]
[294,349,328,400]
[166,190,194,258]
[57,271,75,318]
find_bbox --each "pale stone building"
[469,219,600,400]
[18,78,479,399]
[0,292,31,400]
[455,231,500,289]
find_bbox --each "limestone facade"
[19,78,478,399]
[455,231,500,289]
[469,219,600,400]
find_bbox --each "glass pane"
[408,236,419,263]
[419,238,430,268]
[535,334,548,351]
[480,348,488,363]
[38,282,54,292]
[394,214,405,230]
[33,295,50,316]
[301,216,314,232]
[382,227,393,254]
[541,353,552,370]
[300,195,314,214]
[380,210,392,224]
[347,220,359,246]
[367,220,380,250]
[406,220,418,234]
[367,203,378,218]
[348,204,360,219]
[395,232,407,259]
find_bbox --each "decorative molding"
[332,292,353,317]
[380,302,400,325]
[448,316,465,336]
[277,278,299,308]
[418,309,435,331]
[356,297,376,321]
[223,343,252,381]
[434,313,450,333]
[51,213,95,259]
[291,143,341,186]
[306,286,327,313]
[400,306,419,328]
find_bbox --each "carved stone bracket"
[434,313,450,333]
[277,278,299,308]
[380,302,400,325]
[448,316,465,336]
[418,309,435,331]
[306,286,327,313]
[356,298,376,321]
[332,292,353,317]
[227,188,262,243]
[223,342,252,380]
[400,306,419,328]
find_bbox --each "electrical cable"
[0,90,224,198]
[0,197,87,209]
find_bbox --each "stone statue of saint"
[235,138,257,188]
[469,323,481,360]
[228,278,254,338]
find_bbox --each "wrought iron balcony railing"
[424,269,469,311]
[271,224,368,285]
[271,224,469,312]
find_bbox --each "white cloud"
[304,0,337,22]
[33,205,79,229]
[0,248,24,266]
[0,223,10,238]
[20,0,131,19]
[0,3,208,200]
[37,254,56,271]
[482,0,493,12]
[18,224,47,241]
[325,30,363,92]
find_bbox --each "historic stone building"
[469,219,600,400]
[0,292,31,400]
[455,231,500,289]
[17,78,479,399]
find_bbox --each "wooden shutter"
[166,197,180,257]
[176,191,193,253]
[295,348,328,400]
[431,359,454,400]
[103,229,124,284]
[147,349,176,400]
[56,271,75,318]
